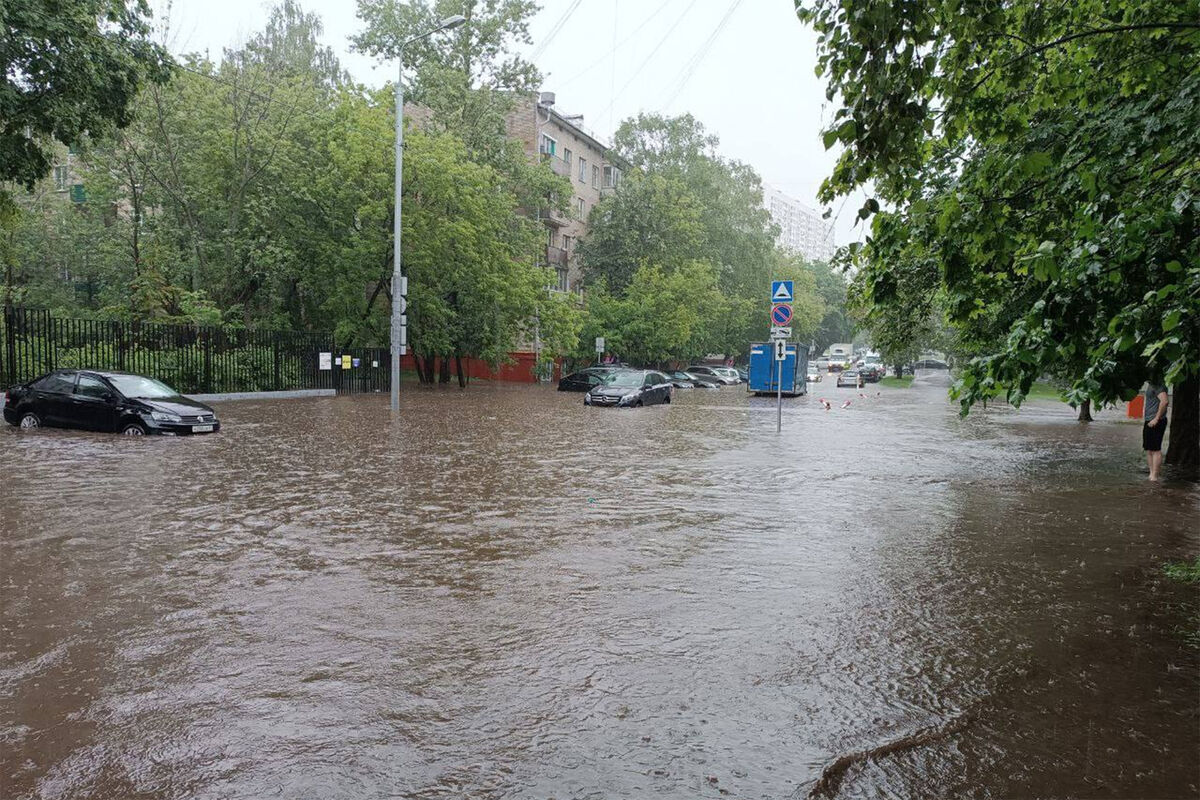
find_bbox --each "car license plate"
[192,424,214,433]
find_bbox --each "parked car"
[913,359,949,370]
[858,364,885,382]
[4,370,220,436]
[667,371,721,389]
[686,365,739,385]
[806,364,822,382]
[736,367,749,382]
[836,369,863,388]
[558,367,618,392]
[715,367,743,384]
[815,358,831,371]
[585,370,673,407]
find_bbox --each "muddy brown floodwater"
[2,373,1198,799]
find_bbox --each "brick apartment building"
[506,92,623,299]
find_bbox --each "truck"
[747,342,807,397]
[825,342,853,360]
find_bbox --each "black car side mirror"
[101,392,116,403]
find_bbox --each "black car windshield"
[108,375,178,398]
[602,371,644,388]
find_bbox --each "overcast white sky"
[149,0,866,246]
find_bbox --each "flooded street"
[2,375,1198,799]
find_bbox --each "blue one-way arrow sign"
[771,280,794,303]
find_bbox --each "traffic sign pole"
[777,355,783,433]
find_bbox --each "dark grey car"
[584,370,673,407]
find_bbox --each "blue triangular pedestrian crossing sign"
[771,280,794,303]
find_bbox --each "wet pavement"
[2,373,1198,799]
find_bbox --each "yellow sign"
[341,355,352,370]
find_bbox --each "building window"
[603,165,621,188]
[578,157,586,182]
[563,234,573,253]
[563,148,572,168]
[576,197,585,217]
[540,134,556,156]
[591,165,599,188]
[53,165,68,192]
[548,228,558,248]
[556,268,568,292]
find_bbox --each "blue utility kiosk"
[748,342,807,396]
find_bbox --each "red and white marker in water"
[841,399,852,409]
[819,398,831,410]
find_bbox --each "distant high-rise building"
[763,185,836,262]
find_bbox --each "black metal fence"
[0,307,391,395]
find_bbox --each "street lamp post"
[391,13,466,413]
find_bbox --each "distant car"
[558,367,617,392]
[712,367,743,384]
[913,359,949,370]
[806,364,822,382]
[827,359,845,373]
[667,370,720,389]
[736,367,749,382]
[836,369,863,388]
[585,370,673,407]
[858,364,884,382]
[815,358,831,371]
[4,369,220,436]
[685,365,738,385]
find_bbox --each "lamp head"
[439,14,467,30]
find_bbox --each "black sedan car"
[584,370,673,407]
[557,366,618,392]
[4,370,220,436]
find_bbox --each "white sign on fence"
[318,352,332,370]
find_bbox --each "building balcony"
[541,152,572,177]
[543,206,570,227]
[546,245,568,266]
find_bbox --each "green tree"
[577,172,707,292]
[1,0,170,196]
[798,0,1200,468]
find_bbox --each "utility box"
[748,342,807,396]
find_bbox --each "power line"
[660,0,744,111]
[594,0,698,132]
[553,0,681,90]
[530,0,585,61]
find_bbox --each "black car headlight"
[148,410,182,423]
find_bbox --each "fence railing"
[0,307,389,395]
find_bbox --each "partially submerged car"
[557,366,618,392]
[585,370,673,407]
[836,369,863,388]
[667,371,721,389]
[4,370,220,436]
[685,365,739,385]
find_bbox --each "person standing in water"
[1143,381,1170,481]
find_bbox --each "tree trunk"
[894,364,903,378]
[455,355,466,388]
[1076,398,1092,422]
[1164,374,1199,471]
[423,356,435,384]
[439,356,451,384]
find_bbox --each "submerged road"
[2,374,1198,799]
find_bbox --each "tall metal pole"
[390,48,405,413]
[387,15,465,413]
[776,348,783,433]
